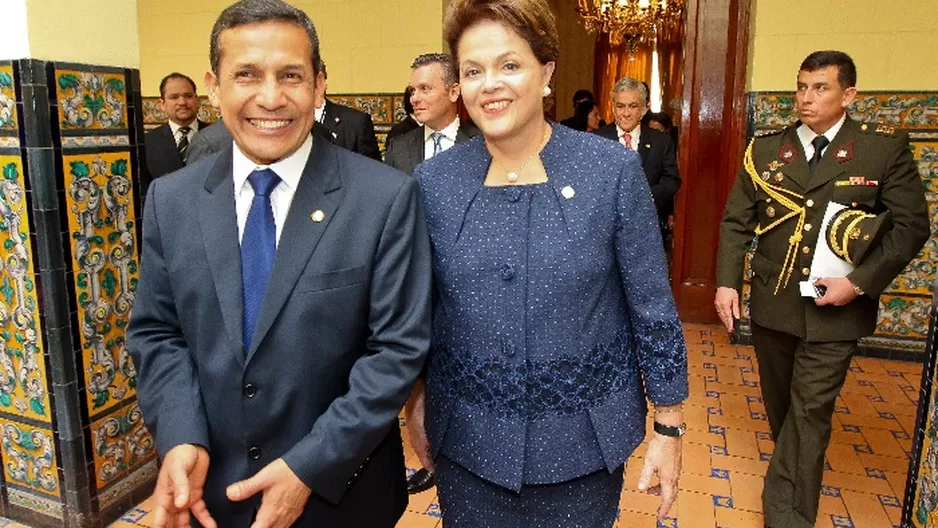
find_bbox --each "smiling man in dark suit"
[127,1,431,526]
[385,53,478,177]
[314,62,382,161]
[595,76,680,239]
[144,73,208,179]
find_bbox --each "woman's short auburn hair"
[444,0,559,68]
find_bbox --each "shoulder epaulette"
[860,122,898,136]
[754,128,784,138]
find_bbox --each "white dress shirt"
[314,102,325,123]
[615,123,641,150]
[424,117,460,160]
[797,113,846,161]
[169,120,199,146]
[233,134,314,247]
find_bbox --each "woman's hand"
[638,406,684,521]
[404,379,434,472]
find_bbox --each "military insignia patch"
[778,143,797,163]
[833,140,854,163]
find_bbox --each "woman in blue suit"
[406,0,688,525]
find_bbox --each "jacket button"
[803,246,811,254]
[244,383,257,398]
[804,223,812,232]
[500,264,515,280]
[802,267,810,276]
[248,446,262,460]
[806,199,814,207]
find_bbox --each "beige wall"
[138,0,444,97]
[23,0,139,67]
[749,0,938,91]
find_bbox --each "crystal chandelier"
[576,0,685,51]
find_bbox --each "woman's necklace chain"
[496,127,551,183]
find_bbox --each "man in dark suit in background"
[128,1,431,526]
[315,62,381,160]
[596,76,680,241]
[385,53,478,177]
[144,73,207,179]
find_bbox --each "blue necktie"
[241,168,280,355]
[431,132,444,157]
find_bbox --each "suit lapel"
[160,124,184,165]
[638,126,652,166]
[409,127,426,169]
[246,138,343,363]
[199,146,245,367]
[805,118,859,192]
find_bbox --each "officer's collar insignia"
[834,140,854,163]
[778,143,797,163]
[768,160,782,171]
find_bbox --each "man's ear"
[204,71,221,109]
[842,86,857,109]
[449,83,460,103]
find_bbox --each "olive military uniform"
[716,117,929,527]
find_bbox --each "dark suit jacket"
[144,120,208,179]
[415,124,687,491]
[186,121,334,165]
[595,123,680,219]
[386,116,421,145]
[127,137,432,527]
[717,118,929,342]
[384,121,479,175]
[320,99,381,161]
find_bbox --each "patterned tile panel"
[330,95,393,125]
[6,488,63,520]
[0,417,59,498]
[745,91,938,356]
[54,69,127,131]
[61,151,139,419]
[907,297,938,527]
[0,64,17,131]
[90,403,155,493]
[0,156,51,422]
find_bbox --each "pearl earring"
[543,86,551,97]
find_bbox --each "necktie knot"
[808,135,830,174]
[248,169,280,197]
[178,125,191,138]
[430,132,445,156]
[811,135,830,153]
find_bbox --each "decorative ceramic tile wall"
[0,59,151,527]
[903,284,938,526]
[741,92,938,361]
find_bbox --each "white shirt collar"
[233,134,313,198]
[168,119,199,136]
[314,101,326,123]
[797,113,847,151]
[424,116,461,143]
[615,122,641,139]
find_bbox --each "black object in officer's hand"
[814,284,827,298]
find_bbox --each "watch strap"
[653,421,686,438]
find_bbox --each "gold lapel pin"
[644,144,651,149]
[310,210,326,223]
[561,186,575,199]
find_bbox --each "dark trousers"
[751,322,857,528]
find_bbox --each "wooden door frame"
[670,0,752,322]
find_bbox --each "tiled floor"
[1,324,923,527]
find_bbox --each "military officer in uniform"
[715,50,929,528]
